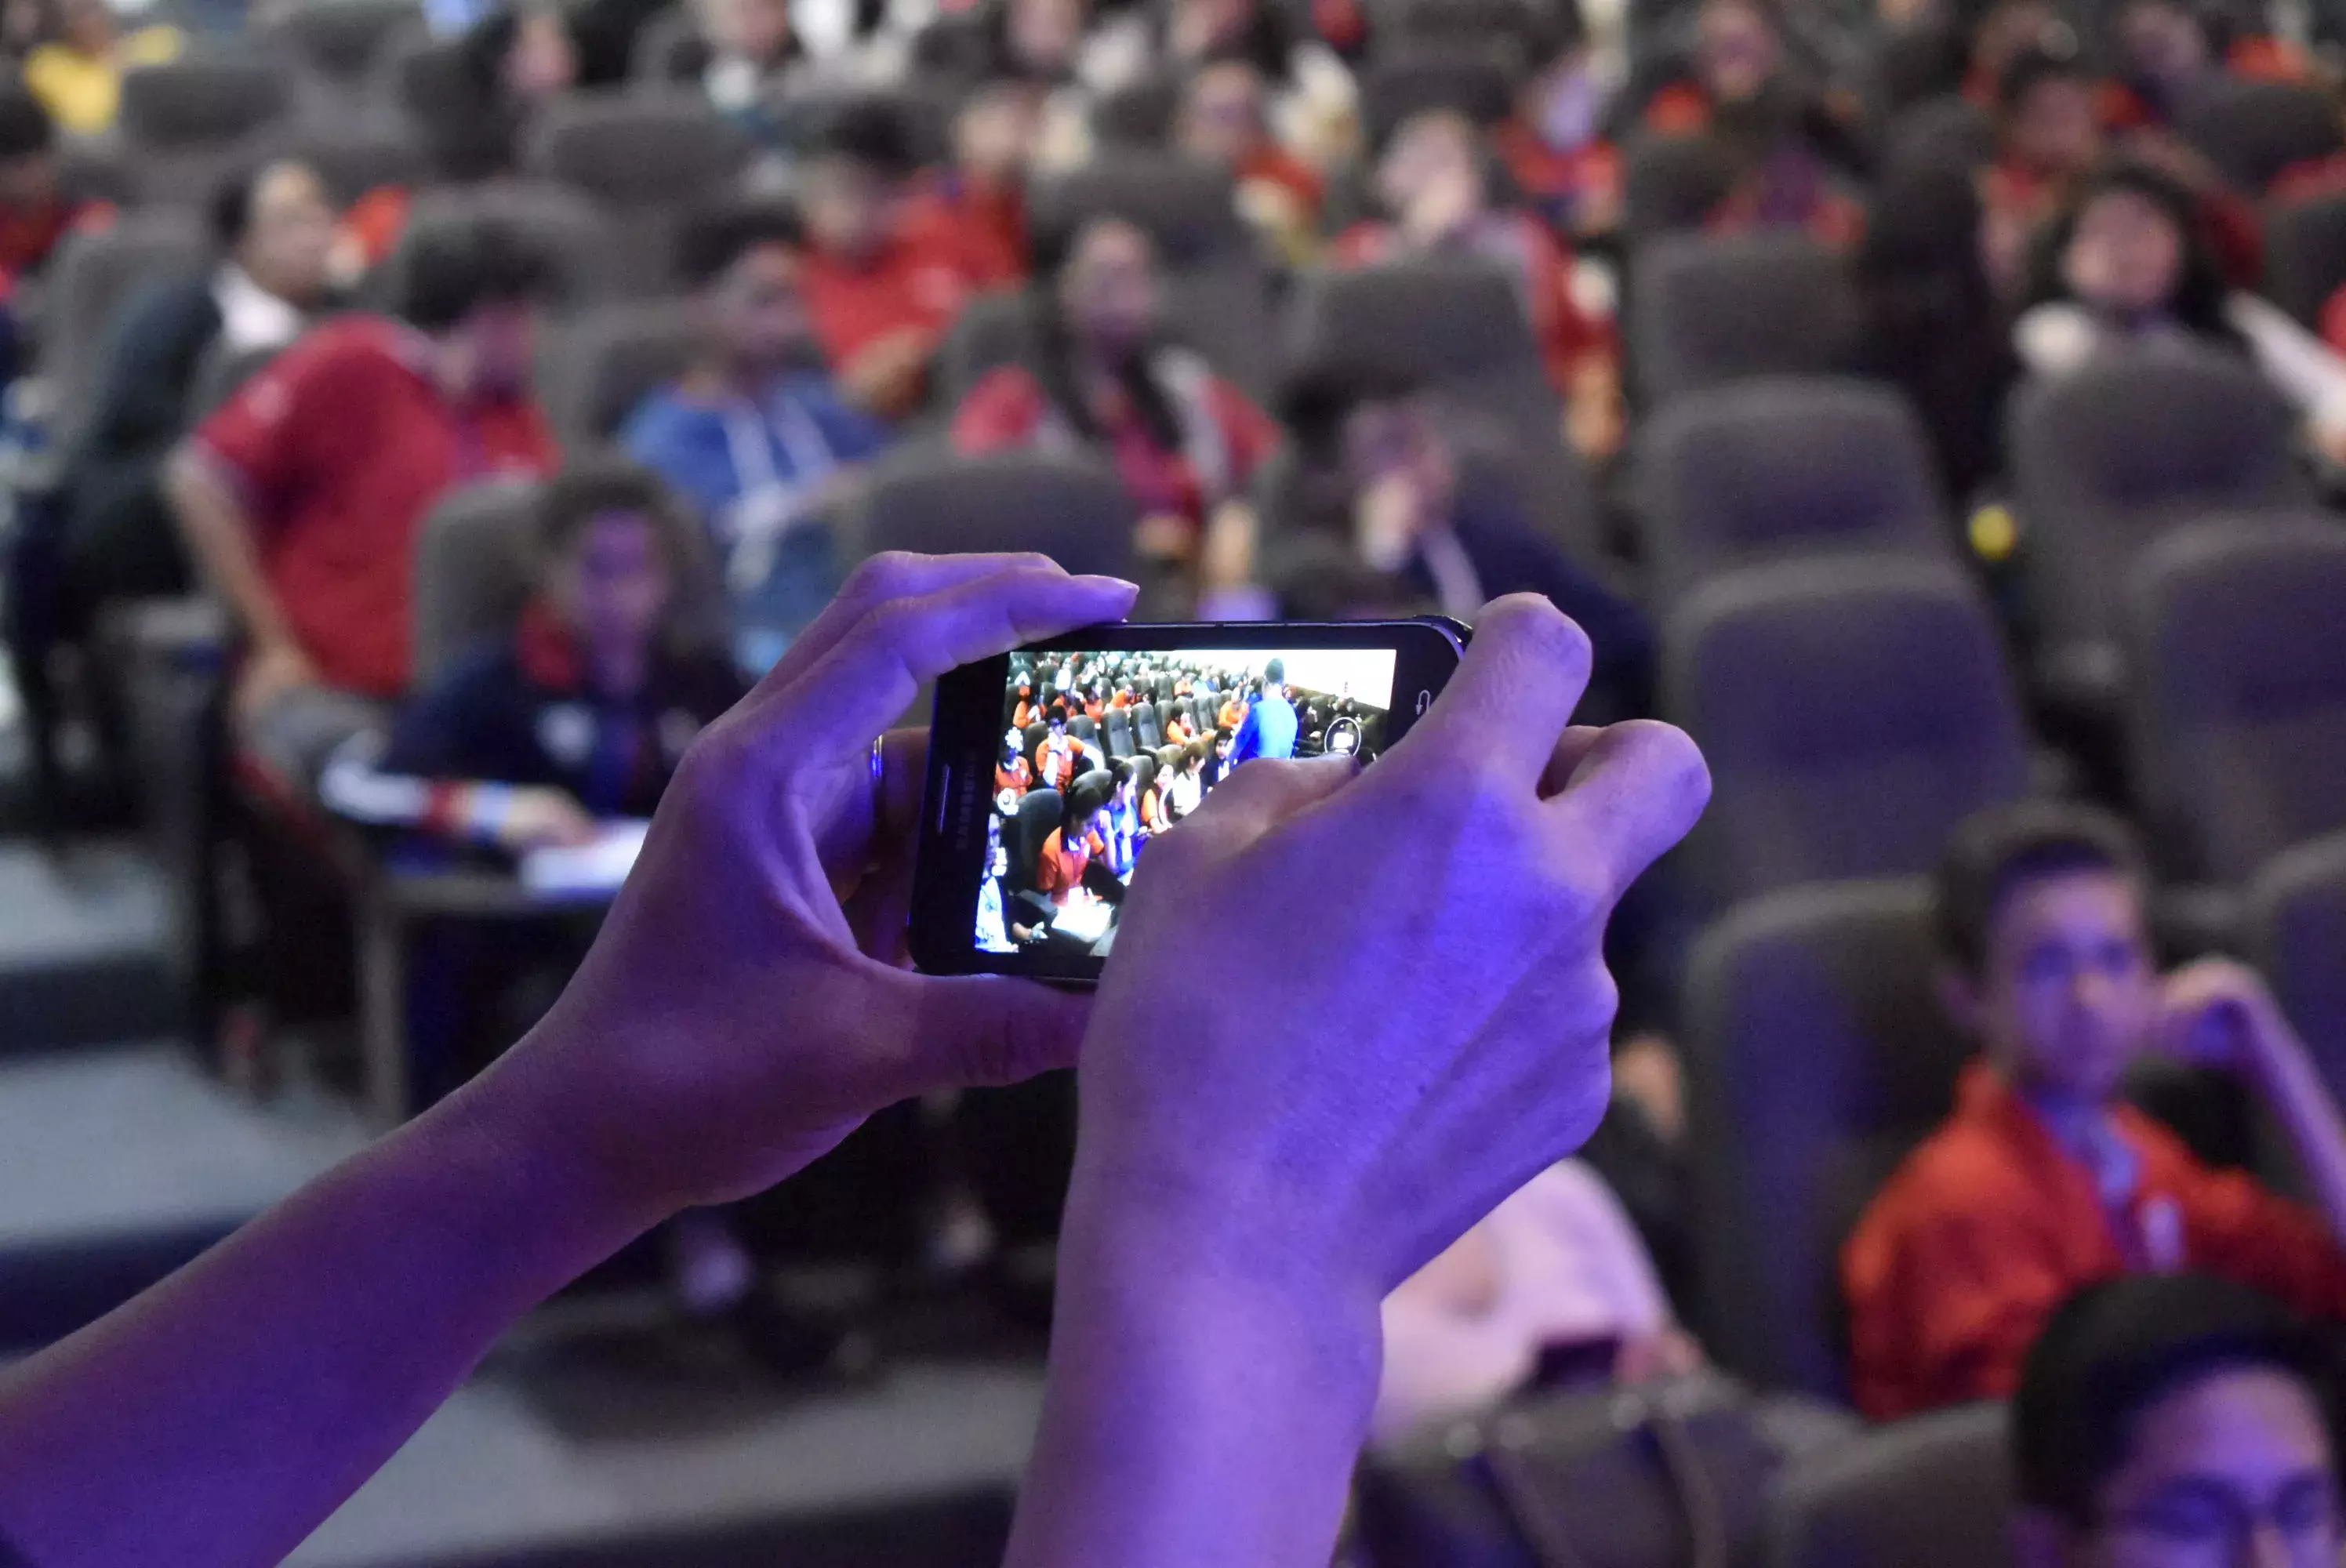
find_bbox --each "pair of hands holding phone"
[504,549,1707,1276]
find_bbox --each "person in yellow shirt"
[24,0,182,137]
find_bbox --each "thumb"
[881,970,1094,1094]
[1176,752,1360,855]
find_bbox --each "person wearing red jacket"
[1843,804,2346,1421]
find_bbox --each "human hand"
[491,787,598,853]
[841,328,937,418]
[233,641,321,728]
[1614,1326,1705,1385]
[482,554,1138,1220]
[1069,595,1710,1303]
[2156,957,2292,1078]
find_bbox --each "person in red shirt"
[1035,715,1079,791]
[1333,108,1622,460]
[166,215,558,796]
[1176,56,1323,263]
[0,82,102,295]
[1033,774,1121,909]
[1842,804,2346,1422]
[952,214,1279,561]
[1981,46,2104,289]
[798,96,993,421]
[1491,4,1622,244]
[904,75,1040,291]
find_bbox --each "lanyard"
[717,386,838,592]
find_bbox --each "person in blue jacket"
[1227,656,1298,767]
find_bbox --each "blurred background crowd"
[3,0,2346,1552]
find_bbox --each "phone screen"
[911,619,1462,981]
[982,644,1400,963]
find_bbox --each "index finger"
[761,550,1076,695]
[1392,595,1594,786]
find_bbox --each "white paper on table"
[1051,898,1114,945]
[518,819,653,898]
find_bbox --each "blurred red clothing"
[0,194,107,285]
[801,227,991,372]
[1491,118,1621,237]
[904,174,1028,289]
[951,362,1280,531]
[193,318,555,697]
[1843,1062,2346,1421]
[1237,143,1324,220]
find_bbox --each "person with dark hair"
[1980,44,2101,285]
[1333,109,1622,459]
[903,74,1041,289]
[2013,1273,2340,1566]
[165,213,559,800]
[321,458,743,849]
[1176,56,1321,263]
[1491,1,1621,244]
[951,214,1280,561]
[0,81,96,289]
[1855,162,2018,506]
[424,2,581,181]
[60,161,338,612]
[1333,383,1651,722]
[797,96,990,419]
[1228,655,1296,766]
[2014,159,2346,463]
[623,198,888,673]
[1842,802,2346,1421]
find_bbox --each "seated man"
[1175,56,1321,264]
[1843,804,2346,1421]
[167,214,559,800]
[623,198,887,673]
[64,159,338,613]
[797,96,995,420]
[2013,1273,2341,1568]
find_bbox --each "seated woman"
[321,461,743,858]
[1375,1159,1701,1443]
[1033,772,1125,914]
[1332,109,1622,461]
[2014,159,2346,466]
[951,214,1280,572]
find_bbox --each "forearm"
[165,446,296,652]
[1006,1176,1381,1568]
[2251,1028,2346,1243]
[0,1042,664,1567]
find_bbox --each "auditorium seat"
[1660,558,2032,909]
[1134,702,1162,751]
[1619,131,1740,243]
[39,212,209,457]
[1682,878,1972,1399]
[1010,788,1062,895]
[1632,376,1954,604]
[523,90,754,296]
[1105,710,1135,759]
[1879,94,1996,180]
[1767,1403,2015,1568]
[2261,188,2346,329]
[2250,831,2346,1105]
[391,181,624,307]
[263,0,423,97]
[1356,42,1522,150]
[532,297,703,452]
[1067,715,1097,742]
[2176,76,2345,194]
[117,49,294,205]
[2008,342,2312,715]
[841,447,1138,581]
[2125,516,2346,889]
[932,289,1040,412]
[1631,233,1865,404]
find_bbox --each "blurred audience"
[1843,804,2346,1421]
[953,213,1276,567]
[0,82,97,296]
[1491,2,1621,244]
[799,95,996,419]
[166,216,558,800]
[624,198,887,673]
[1375,1160,1701,1443]
[1334,107,1622,459]
[21,0,180,136]
[435,2,583,181]
[2013,1274,2341,1568]
[2014,160,2346,466]
[906,73,1042,288]
[1176,56,1321,264]
[1981,44,2103,287]
[61,160,338,619]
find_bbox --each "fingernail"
[1080,575,1142,594]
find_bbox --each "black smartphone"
[908,619,1468,982]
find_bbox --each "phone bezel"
[908,619,1467,982]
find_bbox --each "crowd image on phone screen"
[976,648,1396,958]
